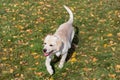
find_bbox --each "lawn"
[0,0,120,80]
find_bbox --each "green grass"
[0,0,120,80]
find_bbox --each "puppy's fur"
[43,5,74,75]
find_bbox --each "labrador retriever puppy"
[43,5,74,75]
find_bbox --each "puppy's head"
[43,35,62,57]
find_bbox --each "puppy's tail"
[64,5,73,24]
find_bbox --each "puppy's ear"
[56,39,63,51]
[44,34,53,40]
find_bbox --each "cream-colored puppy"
[43,5,74,75]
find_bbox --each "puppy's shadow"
[51,25,79,73]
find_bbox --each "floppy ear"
[56,39,63,51]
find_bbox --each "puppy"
[43,5,74,75]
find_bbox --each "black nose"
[43,49,47,53]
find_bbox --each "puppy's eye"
[50,44,53,46]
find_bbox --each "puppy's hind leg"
[59,53,67,68]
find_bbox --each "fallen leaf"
[31,52,37,56]
[69,57,77,63]
[34,55,40,59]
[90,13,95,17]
[28,68,36,70]
[92,57,98,62]
[10,68,14,73]
[103,44,108,48]
[117,32,120,37]
[35,62,39,65]
[107,33,113,37]
[69,52,77,63]
[111,47,116,51]
[108,74,116,78]
[115,65,120,72]
[49,76,54,80]
[34,72,43,76]
[30,44,34,48]
[116,65,120,69]
[38,1,44,5]
[83,68,92,72]
[3,48,7,51]
[2,57,7,60]
[16,25,24,30]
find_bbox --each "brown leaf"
[108,74,116,78]
[34,72,43,76]
[92,57,98,62]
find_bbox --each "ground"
[0,0,120,80]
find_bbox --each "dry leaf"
[108,74,116,78]
[34,72,43,76]
[2,57,7,60]
[115,65,120,72]
[107,33,113,37]
[104,44,108,48]
[116,65,120,69]
[10,69,14,73]
[34,55,40,59]
[111,47,116,51]
[49,77,54,80]
[35,62,39,65]
[83,68,92,72]
[117,32,120,37]
[31,52,37,55]
[92,57,98,62]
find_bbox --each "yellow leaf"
[111,47,116,51]
[31,52,37,55]
[69,57,77,62]
[34,55,40,59]
[83,68,92,72]
[10,69,14,73]
[17,25,24,30]
[9,48,13,51]
[2,57,7,60]
[30,44,34,48]
[103,44,107,48]
[28,68,36,70]
[107,33,113,37]
[3,48,7,51]
[71,52,77,58]
[49,77,54,80]
[69,52,77,63]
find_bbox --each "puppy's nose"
[43,49,47,53]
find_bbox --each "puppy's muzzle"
[43,49,54,57]
[43,49,47,53]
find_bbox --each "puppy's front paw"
[48,69,54,75]
[58,64,63,69]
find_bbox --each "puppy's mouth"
[44,50,54,57]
